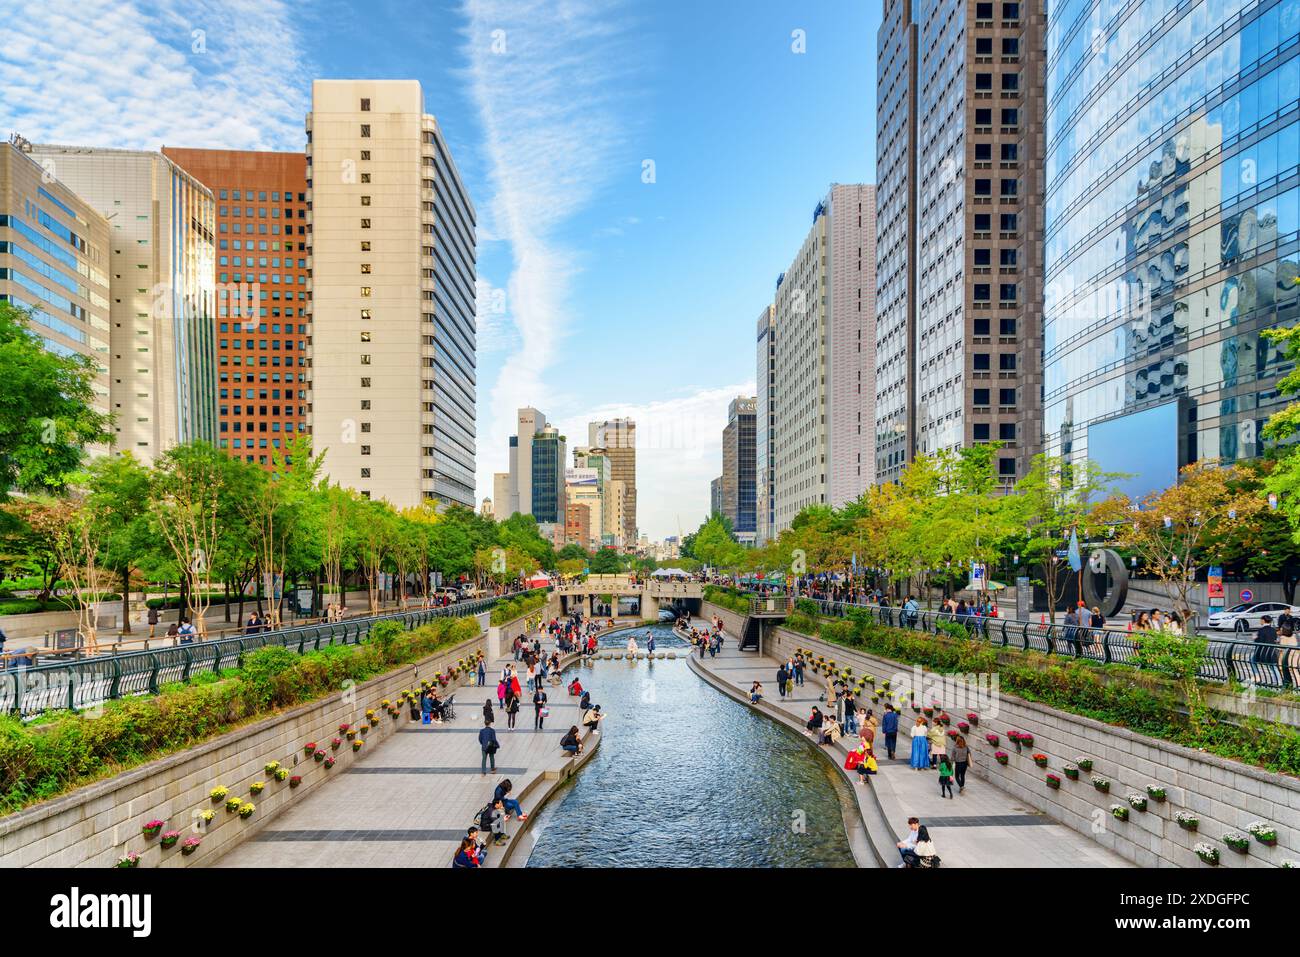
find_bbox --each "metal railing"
[749,595,794,617]
[729,591,1298,692]
[0,596,504,719]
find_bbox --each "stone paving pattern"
[215,651,592,868]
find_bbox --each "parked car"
[1205,601,1299,632]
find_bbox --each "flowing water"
[524,622,855,867]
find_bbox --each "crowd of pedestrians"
[461,610,604,866]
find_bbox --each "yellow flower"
[210,786,229,801]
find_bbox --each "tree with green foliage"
[588,547,624,575]
[150,442,232,633]
[82,452,155,632]
[0,302,113,498]
[1007,454,1122,622]
[691,514,746,571]
[557,542,590,563]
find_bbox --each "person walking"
[482,698,494,726]
[476,656,487,688]
[147,606,159,639]
[504,689,520,731]
[1256,615,1280,684]
[909,716,931,770]
[928,718,947,770]
[842,684,858,734]
[793,654,805,686]
[1280,618,1300,688]
[937,755,955,798]
[533,685,548,730]
[776,662,789,699]
[951,733,971,793]
[496,678,507,709]
[1062,604,1081,656]
[882,704,899,760]
[478,719,499,775]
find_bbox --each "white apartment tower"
[770,184,876,534]
[306,80,477,509]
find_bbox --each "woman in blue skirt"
[909,715,931,769]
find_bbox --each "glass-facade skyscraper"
[530,426,566,525]
[1043,0,1300,495]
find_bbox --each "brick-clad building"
[161,148,309,468]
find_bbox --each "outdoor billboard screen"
[1087,400,1179,503]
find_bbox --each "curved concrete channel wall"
[705,601,1300,868]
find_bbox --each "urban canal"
[524,622,856,867]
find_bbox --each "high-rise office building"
[507,407,548,517]
[589,418,636,545]
[875,0,919,486]
[770,184,874,534]
[1043,0,1299,496]
[710,476,723,518]
[25,140,218,462]
[0,138,112,444]
[875,0,1045,486]
[565,502,592,552]
[492,471,510,519]
[160,148,309,469]
[720,395,757,540]
[306,79,477,508]
[755,305,776,544]
[829,185,878,506]
[529,425,566,525]
[565,465,603,552]
[573,446,619,546]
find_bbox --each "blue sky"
[0,0,879,539]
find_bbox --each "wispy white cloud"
[461,0,644,501]
[0,0,309,151]
[554,382,756,541]
[474,277,520,355]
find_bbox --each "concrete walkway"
[686,620,1130,868]
[214,642,595,869]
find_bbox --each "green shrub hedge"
[701,585,748,616]
[489,588,549,626]
[0,615,479,814]
[0,596,124,616]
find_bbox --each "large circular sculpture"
[1081,548,1129,617]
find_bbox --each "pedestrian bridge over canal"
[548,575,703,621]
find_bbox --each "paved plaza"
[215,651,594,868]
